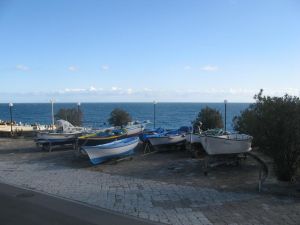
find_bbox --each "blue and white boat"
[147,126,192,147]
[139,127,165,142]
[81,136,139,165]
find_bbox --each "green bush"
[234,90,300,181]
[193,106,223,131]
[108,108,132,127]
[55,107,83,126]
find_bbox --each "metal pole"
[77,102,81,126]
[224,100,227,132]
[153,101,156,129]
[9,103,13,136]
[51,99,54,129]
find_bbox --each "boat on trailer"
[139,127,165,142]
[186,129,253,155]
[148,134,186,147]
[35,120,89,149]
[81,136,139,165]
[123,120,148,136]
[78,120,148,146]
[147,126,191,148]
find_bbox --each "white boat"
[192,133,253,155]
[36,120,89,145]
[148,134,186,146]
[123,120,148,136]
[186,128,227,144]
[81,137,139,165]
[36,132,80,144]
[186,133,202,144]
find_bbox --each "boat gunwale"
[85,137,139,149]
[194,134,253,142]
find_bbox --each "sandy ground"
[0,137,299,196]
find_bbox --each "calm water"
[0,103,250,131]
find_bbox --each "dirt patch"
[1,137,300,197]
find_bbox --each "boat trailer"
[203,151,268,192]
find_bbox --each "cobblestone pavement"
[0,141,300,224]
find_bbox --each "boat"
[148,133,187,146]
[78,120,149,146]
[35,120,89,147]
[199,133,253,155]
[78,128,127,146]
[123,120,147,136]
[147,126,191,147]
[139,127,165,142]
[187,129,253,155]
[81,136,139,165]
[186,129,225,144]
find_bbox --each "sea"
[0,103,250,131]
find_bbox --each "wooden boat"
[199,134,253,155]
[123,121,146,136]
[139,127,165,142]
[147,126,191,147]
[187,129,253,155]
[36,132,80,144]
[186,129,225,144]
[78,121,148,146]
[78,129,127,146]
[148,133,187,147]
[35,120,88,146]
[81,137,139,165]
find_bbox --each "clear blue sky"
[0,0,299,102]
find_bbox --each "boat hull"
[148,135,186,147]
[185,133,202,144]
[125,126,144,136]
[78,130,143,146]
[82,137,139,165]
[36,132,79,145]
[199,134,252,155]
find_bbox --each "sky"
[0,0,300,102]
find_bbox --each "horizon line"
[0,101,254,104]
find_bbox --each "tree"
[234,90,300,181]
[55,107,83,126]
[193,106,223,131]
[108,108,132,127]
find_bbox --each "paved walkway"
[0,157,299,224]
[0,182,157,225]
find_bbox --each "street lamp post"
[9,103,13,136]
[50,99,54,129]
[77,102,81,126]
[224,100,228,132]
[153,101,157,129]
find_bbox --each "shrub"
[193,106,223,131]
[108,108,132,127]
[55,107,83,126]
[234,90,300,181]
